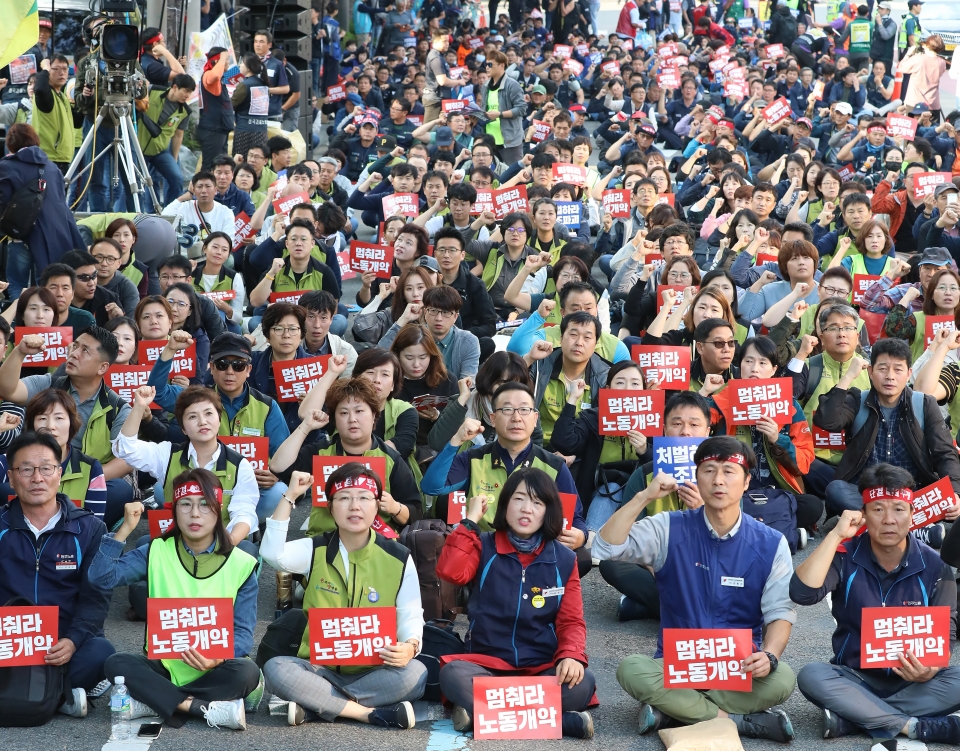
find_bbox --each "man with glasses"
[380,98,417,149]
[243,145,276,190]
[211,156,255,218]
[157,255,227,340]
[33,54,74,172]
[315,156,349,210]
[89,238,139,317]
[40,263,96,336]
[464,141,505,178]
[691,319,740,391]
[0,431,114,721]
[162,171,236,244]
[149,332,291,523]
[61,250,123,327]
[249,219,340,309]
[814,193,884,266]
[421,381,591,576]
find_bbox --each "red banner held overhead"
[350,241,394,276]
[312,455,387,506]
[553,44,572,58]
[912,172,952,200]
[885,114,918,140]
[442,99,466,114]
[146,598,234,660]
[552,163,587,187]
[597,389,665,436]
[663,628,753,691]
[0,606,58,666]
[765,43,785,58]
[530,120,552,143]
[272,191,311,216]
[15,327,72,367]
[724,378,794,426]
[272,356,331,402]
[860,607,950,669]
[761,97,792,125]
[309,607,397,666]
[474,677,562,740]
[381,192,419,218]
[631,345,691,389]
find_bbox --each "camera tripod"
[66,99,161,213]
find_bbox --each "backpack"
[398,519,458,623]
[0,166,45,241]
[416,619,465,701]
[255,607,308,669]
[741,489,799,554]
[0,596,65,727]
[851,390,925,436]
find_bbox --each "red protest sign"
[837,164,856,182]
[659,42,678,57]
[852,274,881,304]
[337,250,357,280]
[765,43,785,58]
[761,97,792,125]
[813,425,846,451]
[201,290,236,302]
[553,44,573,58]
[530,120,552,143]
[708,57,730,73]
[309,607,397,666]
[312,455,387,506]
[552,163,587,187]
[562,58,584,76]
[886,114,917,140]
[233,211,255,251]
[576,43,589,56]
[15,327,72,367]
[601,60,620,76]
[106,364,153,405]
[493,186,529,219]
[724,80,749,98]
[924,315,955,347]
[350,240,394,276]
[656,284,697,314]
[673,55,690,67]
[597,389,665,436]
[138,341,197,378]
[602,189,631,218]
[220,436,269,472]
[646,253,665,270]
[272,355,331,402]
[381,192,419,218]
[911,477,958,529]
[148,509,175,538]
[725,378,794,426]
[631,345,691,389]
[860,607,950,669]
[913,172,953,200]
[146,598,233,660]
[272,191,311,216]
[0,606,57,666]
[657,193,676,207]
[406,114,424,127]
[755,252,780,266]
[663,628,753,691]
[727,65,745,81]
[472,189,495,215]
[474,677,562,740]
[558,492,577,532]
[448,67,466,80]
[447,490,467,524]
[268,291,305,305]
[327,84,346,102]
[658,68,681,88]
[442,99,465,114]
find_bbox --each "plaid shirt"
[867,393,920,479]
[860,275,923,315]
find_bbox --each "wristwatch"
[763,651,779,672]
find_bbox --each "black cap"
[210,332,252,361]
[375,134,397,151]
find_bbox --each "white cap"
[114,676,125,684]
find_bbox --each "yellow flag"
[0,0,39,70]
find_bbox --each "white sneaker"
[130,698,158,720]
[57,688,87,718]
[204,698,247,730]
[288,701,305,726]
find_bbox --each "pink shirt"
[899,51,946,110]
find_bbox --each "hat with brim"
[531,84,547,95]
[910,103,931,116]
[210,333,253,361]
[834,102,853,115]
[934,184,960,198]
[795,117,813,129]
[416,256,441,273]
[919,247,953,267]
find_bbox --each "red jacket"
[870,179,913,239]
[694,22,735,47]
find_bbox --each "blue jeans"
[145,148,183,210]
[825,479,864,517]
[83,116,121,212]
[6,241,34,299]
[330,313,348,338]
[599,254,615,283]
[585,483,625,531]
[310,59,321,94]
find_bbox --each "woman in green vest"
[883,268,960,365]
[135,296,174,349]
[192,232,244,331]
[105,217,151,299]
[5,286,58,378]
[830,219,896,278]
[700,270,754,342]
[785,160,825,225]
[261,463,426,729]
[234,163,266,210]
[92,468,260,731]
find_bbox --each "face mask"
[885,160,901,172]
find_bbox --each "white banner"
[185,14,239,105]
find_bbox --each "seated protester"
[594,436,798,742]
[432,227,498,355]
[379,98,417,148]
[113,384,260,548]
[157,255,227,341]
[749,116,816,164]
[835,118,896,171]
[510,280,629,363]
[270,377,422,536]
[296,290,358,371]
[436,467,596,739]
[871,162,929,256]
[248,219,340,310]
[4,286,59,377]
[313,156,349,210]
[0,390,107,516]
[347,162,422,230]
[827,219,896,281]
[504,253,590,327]
[416,182,489,243]
[0,325,133,527]
[61,249,123,327]
[466,212,541,319]
[739,240,821,322]
[860,249,948,320]
[354,266,435,345]
[0,431,113,720]
[883,268,960,365]
[711,208,762,267]
[39,264,97,336]
[210,155,256,218]
[420,382,591,576]
[642,287,740,360]
[150,332,290,521]
[814,337,960,522]
[105,217,157,298]
[699,271,756,340]
[826,67,867,113]
[703,337,822,533]
[787,167,839,228]
[165,282,211,384]
[262,464,426,729]
[687,318,742,391]
[791,464,960,745]
[192,232,245,334]
[91,469,259,731]
[379,286,480,380]
[550,182,592,245]
[161,171,237,245]
[552,360,652,517]
[813,193,879,267]
[924,194,960,256]
[248,164,317,242]
[599,393,714,622]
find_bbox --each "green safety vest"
[849,253,893,279]
[193,262,236,295]
[642,468,683,516]
[801,352,871,463]
[911,312,929,365]
[900,13,920,51]
[53,377,123,466]
[60,449,96,506]
[798,306,866,338]
[34,88,74,163]
[467,443,563,530]
[146,536,257,686]
[161,442,242,519]
[273,257,326,293]
[544,326,620,363]
[735,322,749,344]
[848,18,871,54]
[480,245,520,291]
[281,242,328,265]
[298,529,407,673]
[137,88,192,157]
[382,397,424,491]
[122,253,144,288]
[218,387,273,438]
[485,88,503,146]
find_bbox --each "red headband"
[862,487,913,504]
[144,33,162,46]
[330,475,379,496]
[174,481,222,504]
[700,453,747,466]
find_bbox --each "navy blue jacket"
[215,183,256,218]
[0,495,110,649]
[250,345,310,434]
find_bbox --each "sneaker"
[203,698,247,730]
[638,703,676,734]
[821,516,840,537]
[734,709,795,743]
[130,698,158,720]
[88,679,112,699]
[914,522,945,549]
[823,708,858,738]
[244,670,265,713]
[617,595,652,622]
[563,710,594,739]
[452,705,472,732]
[368,701,415,729]
[288,701,305,726]
[914,715,960,744]
[58,688,87,718]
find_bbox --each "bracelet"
[266,274,275,281]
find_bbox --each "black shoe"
[562,711,594,739]
[913,522,944,549]
[823,708,858,738]
[369,701,415,729]
[734,709,795,743]
[637,703,668,735]
[915,715,960,744]
[821,516,840,537]
[617,595,652,622]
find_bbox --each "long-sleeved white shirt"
[161,198,237,245]
[198,271,246,324]
[111,434,260,536]
[261,517,424,645]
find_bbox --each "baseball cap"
[569,104,586,113]
[934,184,960,198]
[435,126,455,146]
[346,92,364,105]
[210,333,252,362]
[39,18,52,28]
[919,247,952,267]
[375,134,397,151]
[798,136,818,150]
[908,0,923,6]
[910,103,931,116]
[531,84,547,95]
[877,1,892,7]
[416,256,441,273]
[834,102,853,116]
[636,118,656,135]
[795,117,813,129]
[358,115,379,128]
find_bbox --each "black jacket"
[448,264,498,339]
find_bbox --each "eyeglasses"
[159,273,188,282]
[434,246,463,256]
[485,62,494,68]
[556,272,582,283]
[823,325,858,334]
[820,286,850,298]
[176,499,214,514]
[12,464,59,478]
[505,227,527,235]
[214,359,250,371]
[667,271,694,282]
[935,285,960,294]
[93,254,121,264]
[494,406,537,416]
[704,340,736,350]
[76,273,98,282]
[424,307,457,319]
[271,325,302,336]
[166,298,190,310]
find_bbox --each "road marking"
[427,719,471,751]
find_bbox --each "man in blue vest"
[791,463,960,743]
[595,436,798,742]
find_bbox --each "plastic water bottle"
[110,676,133,741]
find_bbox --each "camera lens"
[100,24,140,62]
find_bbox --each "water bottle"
[110,676,132,741]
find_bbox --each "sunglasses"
[213,359,250,372]
[76,273,98,282]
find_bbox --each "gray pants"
[424,100,441,124]
[263,656,426,721]
[797,662,960,739]
[499,144,524,166]
[282,106,301,133]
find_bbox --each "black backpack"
[0,166,46,241]
[255,607,308,669]
[0,596,65,727]
[416,619,465,702]
[399,519,459,623]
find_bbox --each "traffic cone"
[891,70,903,101]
